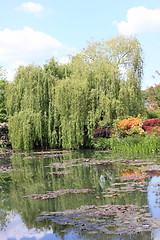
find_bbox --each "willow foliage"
[0,75,8,122]
[6,60,65,150]
[6,36,144,150]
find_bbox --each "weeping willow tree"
[6,59,69,150]
[79,35,144,120]
[0,67,8,123]
[6,35,144,150]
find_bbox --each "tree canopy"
[6,36,144,150]
[0,67,8,123]
[143,82,160,108]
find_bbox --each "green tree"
[70,35,144,122]
[144,83,160,107]
[6,59,70,150]
[6,36,144,150]
[0,67,8,123]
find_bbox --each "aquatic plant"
[38,204,160,235]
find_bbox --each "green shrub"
[93,135,160,153]
[146,111,160,119]
[93,138,112,150]
[112,135,160,153]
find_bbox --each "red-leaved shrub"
[142,118,160,135]
[93,128,111,138]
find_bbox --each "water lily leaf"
[37,204,160,234]
[24,189,95,199]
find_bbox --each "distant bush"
[93,138,112,150]
[142,118,160,128]
[92,116,160,153]
[146,111,160,119]
[142,118,160,135]
[93,128,111,138]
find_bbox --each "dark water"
[0,149,160,240]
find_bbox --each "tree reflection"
[0,150,159,239]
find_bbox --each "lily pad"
[48,170,72,175]
[37,204,160,235]
[24,189,95,199]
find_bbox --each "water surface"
[0,150,160,240]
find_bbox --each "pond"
[0,149,160,240]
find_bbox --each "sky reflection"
[148,176,160,240]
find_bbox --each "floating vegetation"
[23,151,72,160]
[103,181,148,198]
[24,189,95,200]
[48,170,72,175]
[121,158,157,166]
[46,156,159,170]
[0,164,19,173]
[37,204,160,235]
[32,150,71,154]
[2,150,160,238]
[46,157,121,169]
[13,150,72,160]
[142,164,160,172]
[35,152,72,158]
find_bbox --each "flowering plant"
[112,115,144,137]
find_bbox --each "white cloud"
[59,56,71,64]
[0,26,63,61]
[15,2,44,14]
[115,6,160,35]
[0,27,72,81]
[142,76,160,90]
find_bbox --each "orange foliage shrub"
[119,114,142,129]
[113,115,144,137]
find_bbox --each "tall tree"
[70,35,144,122]
[6,36,144,150]
[0,67,8,123]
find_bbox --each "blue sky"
[0,0,160,89]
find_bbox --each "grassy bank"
[93,135,160,154]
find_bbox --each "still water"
[0,149,160,240]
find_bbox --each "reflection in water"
[0,211,53,240]
[0,211,85,240]
[148,176,160,240]
[99,175,106,190]
[0,151,160,239]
